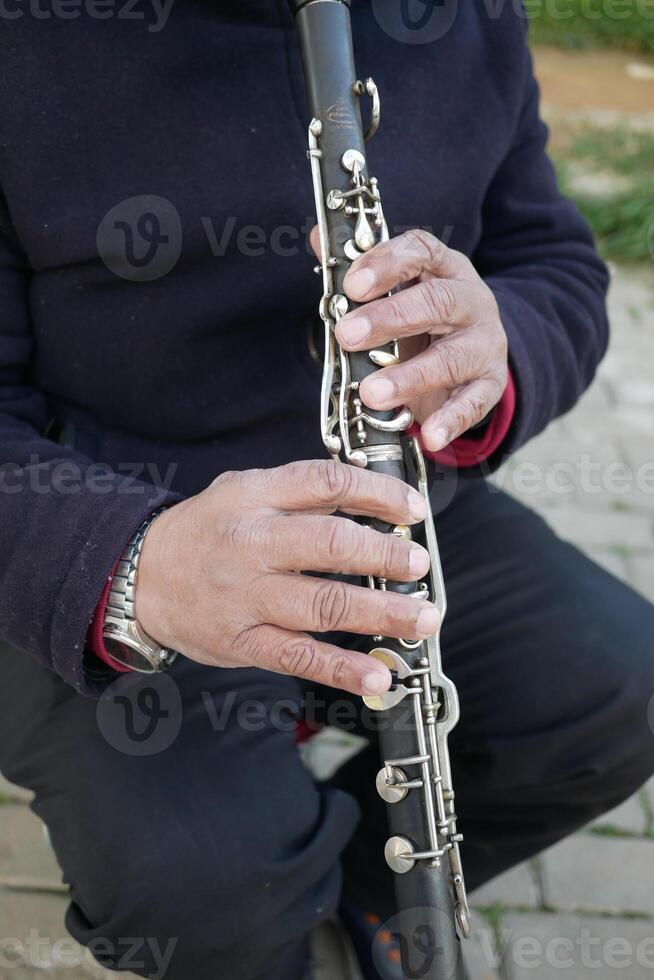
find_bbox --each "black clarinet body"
[288,3,469,977]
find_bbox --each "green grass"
[589,823,633,837]
[527,0,654,53]
[641,786,654,837]
[551,125,654,262]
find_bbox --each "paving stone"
[0,889,134,978]
[582,547,631,584]
[502,912,654,980]
[609,264,654,306]
[627,554,654,604]
[573,376,614,413]
[602,373,654,409]
[470,862,540,910]
[643,778,654,830]
[464,910,502,980]
[616,409,654,457]
[590,792,648,835]
[0,775,33,804]
[0,805,62,885]
[530,506,653,552]
[540,834,654,915]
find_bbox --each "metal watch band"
[103,507,177,672]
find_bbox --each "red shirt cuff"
[413,370,516,469]
[87,563,132,673]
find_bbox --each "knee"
[65,784,358,980]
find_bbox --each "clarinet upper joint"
[307,95,407,469]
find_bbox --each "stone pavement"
[0,266,652,978]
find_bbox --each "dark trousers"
[1,480,653,980]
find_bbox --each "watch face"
[103,621,176,673]
[103,636,145,671]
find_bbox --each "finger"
[359,333,487,410]
[336,278,482,352]
[420,378,505,452]
[256,574,440,643]
[254,459,427,524]
[235,623,392,696]
[263,514,430,581]
[343,229,472,302]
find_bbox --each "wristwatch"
[102,508,178,674]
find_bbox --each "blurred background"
[0,4,652,980]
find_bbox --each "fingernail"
[345,267,376,298]
[409,545,430,577]
[365,377,395,406]
[363,670,391,694]
[417,605,440,636]
[339,316,370,346]
[425,427,449,452]
[408,491,427,521]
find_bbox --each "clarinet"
[288,2,470,977]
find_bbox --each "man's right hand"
[136,460,439,695]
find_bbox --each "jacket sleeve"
[0,195,180,696]
[472,41,610,472]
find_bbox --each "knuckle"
[316,459,355,503]
[209,468,244,497]
[382,533,409,577]
[385,295,413,333]
[232,625,263,664]
[469,388,488,418]
[211,467,266,506]
[408,357,433,394]
[219,514,249,552]
[277,639,319,679]
[450,396,481,433]
[439,341,470,386]
[423,279,457,324]
[282,459,309,486]
[312,580,352,632]
[381,595,414,636]
[223,514,268,557]
[210,468,237,488]
[320,518,349,563]
[327,655,350,689]
[403,228,438,263]
[259,516,285,566]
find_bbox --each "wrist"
[102,508,178,674]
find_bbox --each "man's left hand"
[319,228,509,453]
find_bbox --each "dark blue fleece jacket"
[0,0,608,694]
